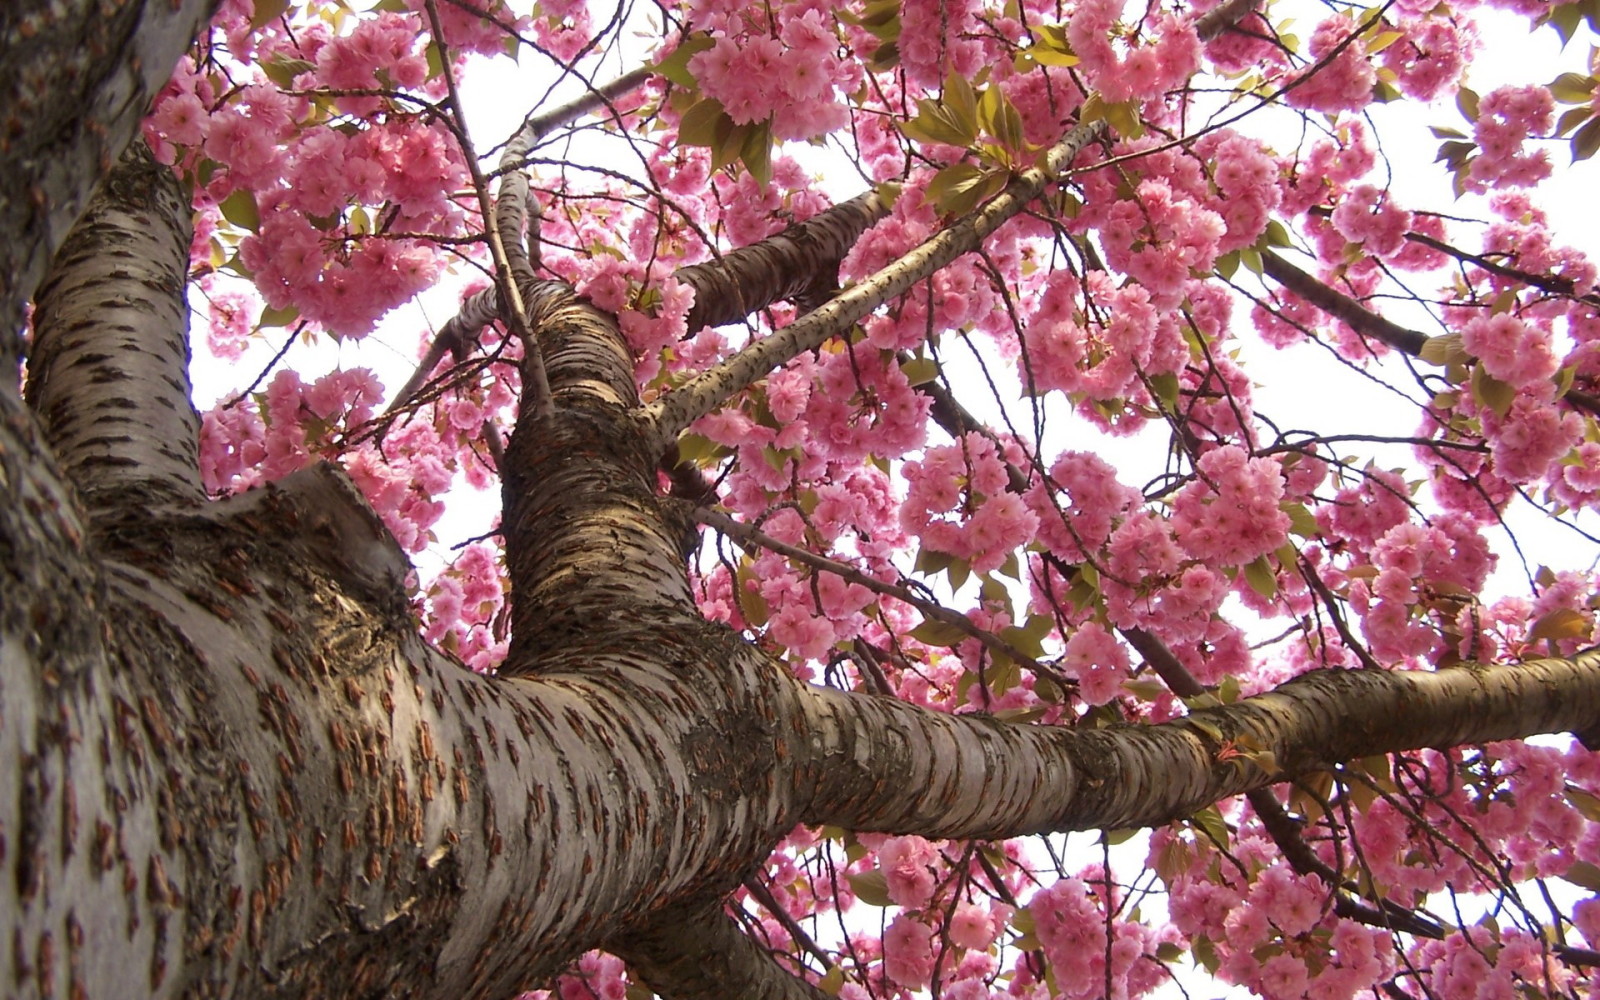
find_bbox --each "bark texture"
[0,0,217,370]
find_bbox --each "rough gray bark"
[6,4,1600,1000]
[27,143,203,513]
[0,0,218,372]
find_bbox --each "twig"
[692,505,1069,689]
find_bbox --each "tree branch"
[613,903,831,1000]
[798,651,1600,838]
[1259,250,1428,357]
[25,142,203,514]
[673,191,887,336]
[640,121,1108,453]
[1,0,216,376]
[692,505,1069,689]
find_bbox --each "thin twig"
[692,505,1069,688]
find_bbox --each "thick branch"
[673,191,887,335]
[500,282,694,669]
[1260,250,1428,356]
[640,121,1107,452]
[26,142,203,512]
[0,0,216,375]
[799,652,1600,838]
[614,904,830,1000]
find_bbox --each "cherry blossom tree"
[8,0,1600,998]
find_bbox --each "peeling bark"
[674,191,886,336]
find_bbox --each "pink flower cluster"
[1460,312,1559,390]
[1025,273,1189,405]
[687,9,852,140]
[1470,85,1555,190]
[1169,446,1291,566]
[1066,0,1201,104]
[1282,16,1378,114]
[900,434,1039,574]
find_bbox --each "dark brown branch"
[1259,250,1429,357]
[673,191,888,336]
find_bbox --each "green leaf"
[678,97,729,148]
[1527,607,1590,643]
[1551,72,1597,104]
[1148,371,1179,410]
[261,55,315,90]
[1243,556,1278,600]
[1470,364,1516,418]
[735,562,769,628]
[899,99,976,148]
[1564,860,1600,892]
[818,966,845,997]
[900,356,940,386]
[1364,29,1404,54]
[910,618,970,647]
[652,33,715,89]
[1281,501,1319,538]
[219,189,261,232]
[711,121,752,173]
[1122,677,1169,701]
[1569,785,1600,822]
[947,556,971,592]
[984,654,1022,695]
[251,0,292,30]
[999,624,1045,659]
[978,84,1026,154]
[924,162,987,215]
[866,40,900,73]
[1103,98,1143,139]
[1262,219,1293,248]
[258,303,299,328]
[739,121,773,187]
[1557,106,1594,137]
[674,432,726,465]
[1419,332,1468,367]
[847,870,892,907]
[1189,804,1231,848]
[1546,1,1584,45]
[943,71,980,140]
[1571,115,1600,162]
[1457,86,1481,122]
[425,40,445,82]
[1016,44,1080,68]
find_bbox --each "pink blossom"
[883,914,936,988]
